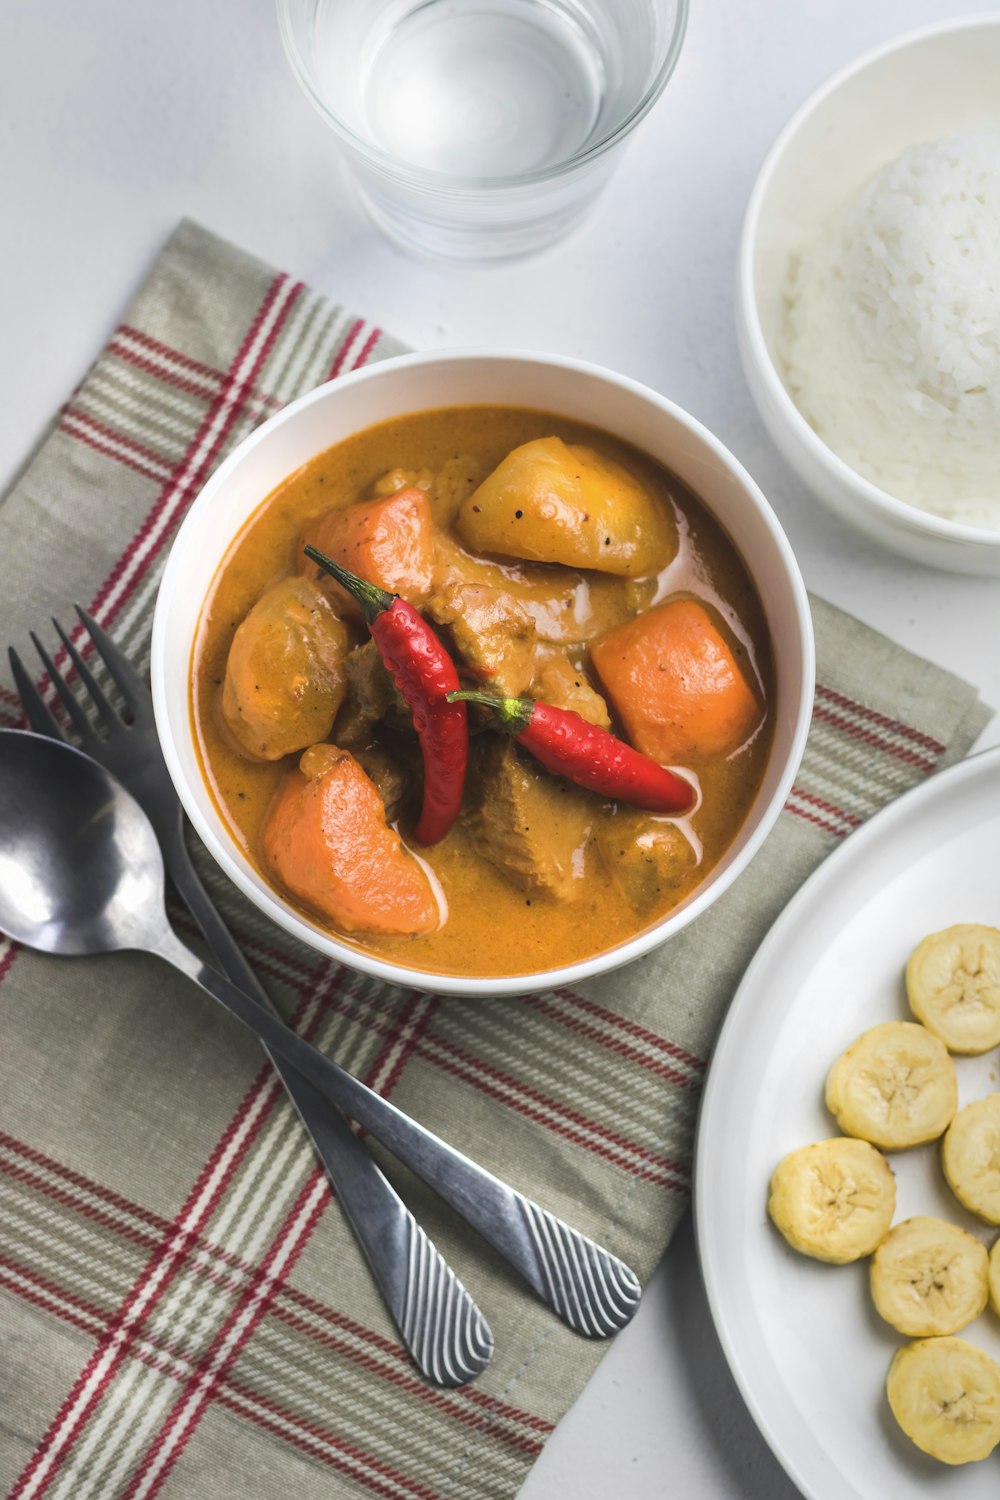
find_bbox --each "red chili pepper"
[446,690,695,815]
[304,545,467,846]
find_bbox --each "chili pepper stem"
[445,689,534,733]
[304,544,394,624]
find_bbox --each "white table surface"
[3,0,998,1495]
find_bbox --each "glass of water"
[276,0,688,262]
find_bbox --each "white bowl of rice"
[737,15,1000,576]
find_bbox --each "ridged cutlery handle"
[161,935,642,1339]
[508,1192,641,1337]
[165,849,492,1384]
[393,1211,494,1384]
[319,1070,642,1337]
[305,1115,493,1385]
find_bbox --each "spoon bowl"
[0,730,168,956]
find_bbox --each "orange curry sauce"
[191,406,774,978]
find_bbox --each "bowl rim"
[151,347,815,998]
[274,0,689,192]
[738,11,1000,550]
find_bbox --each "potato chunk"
[426,580,538,696]
[595,812,695,913]
[221,576,348,761]
[457,437,676,577]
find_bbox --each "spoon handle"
[164,848,492,1387]
[156,929,641,1339]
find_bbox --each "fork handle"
[164,841,492,1386]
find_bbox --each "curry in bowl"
[192,405,773,978]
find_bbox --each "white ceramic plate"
[696,747,1000,1499]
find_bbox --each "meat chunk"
[370,459,482,527]
[332,640,410,747]
[428,533,629,696]
[351,744,410,823]
[431,531,611,642]
[531,652,611,730]
[221,576,348,761]
[370,467,433,498]
[595,812,696,914]
[467,739,593,900]
[431,456,483,525]
[427,579,538,696]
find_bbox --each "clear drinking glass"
[276,0,688,262]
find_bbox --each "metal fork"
[9,607,493,1387]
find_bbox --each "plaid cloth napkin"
[0,220,992,1500]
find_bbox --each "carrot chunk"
[591,599,760,762]
[301,487,433,615]
[261,745,439,936]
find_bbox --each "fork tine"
[74,605,140,714]
[51,619,120,732]
[8,647,64,740]
[29,631,95,741]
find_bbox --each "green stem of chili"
[442,690,534,734]
[303,544,393,624]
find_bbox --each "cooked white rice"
[782,131,1000,531]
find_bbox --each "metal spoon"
[0,730,642,1339]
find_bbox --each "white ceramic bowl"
[737,15,1000,577]
[151,350,813,997]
